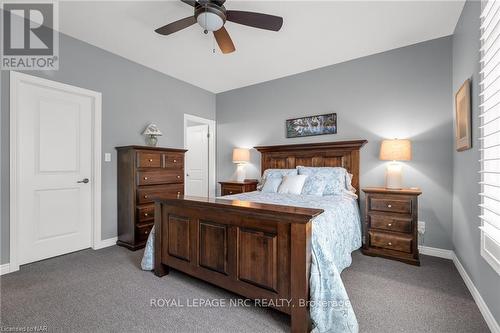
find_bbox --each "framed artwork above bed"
[286,113,337,138]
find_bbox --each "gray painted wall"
[452,0,500,322]
[0,34,216,264]
[216,37,454,250]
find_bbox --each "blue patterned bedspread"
[141,192,361,333]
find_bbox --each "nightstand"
[362,187,422,266]
[219,180,259,196]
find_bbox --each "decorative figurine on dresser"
[362,187,422,265]
[116,146,187,250]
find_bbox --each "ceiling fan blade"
[181,0,198,7]
[226,10,283,31]
[155,16,197,35]
[214,27,235,54]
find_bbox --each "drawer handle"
[149,159,153,162]
[387,204,392,208]
[144,177,148,180]
[173,159,177,163]
[387,223,392,227]
[229,191,233,194]
[177,175,181,179]
[144,230,149,235]
[144,213,148,217]
[387,242,392,246]
[144,195,148,199]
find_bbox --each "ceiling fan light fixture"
[155,0,284,54]
[197,12,224,32]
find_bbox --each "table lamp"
[142,123,163,147]
[232,148,250,182]
[379,139,412,189]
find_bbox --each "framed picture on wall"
[455,79,472,151]
[286,113,337,138]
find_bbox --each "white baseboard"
[418,245,454,259]
[453,254,500,333]
[0,263,10,276]
[1,237,117,276]
[93,237,118,250]
[418,245,499,332]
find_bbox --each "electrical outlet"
[418,221,426,234]
[104,153,111,162]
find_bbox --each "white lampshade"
[380,139,412,161]
[142,123,163,136]
[232,148,250,164]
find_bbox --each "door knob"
[77,178,89,184]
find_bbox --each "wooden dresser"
[219,180,259,196]
[116,146,187,250]
[362,187,422,265]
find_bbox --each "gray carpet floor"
[0,246,489,332]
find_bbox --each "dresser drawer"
[369,214,412,233]
[138,170,183,186]
[369,196,412,214]
[369,231,412,253]
[137,184,184,204]
[137,204,154,223]
[136,223,153,243]
[137,152,162,168]
[165,153,184,169]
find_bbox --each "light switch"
[104,153,111,162]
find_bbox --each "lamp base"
[385,162,403,189]
[146,135,158,147]
[235,164,246,182]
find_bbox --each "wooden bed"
[153,140,367,332]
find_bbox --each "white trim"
[418,245,454,260]
[1,235,115,276]
[480,225,500,276]
[480,0,500,279]
[91,91,103,251]
[93,237,118,250]
[183,114,217,198]
[453,254,500,333]
[1,264,10,276]
[9,71,102,272]
[10,72,19,273]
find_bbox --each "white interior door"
[185,124,209,197]
[16,77,93,265]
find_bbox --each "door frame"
[9,71,102,272]
[183,114,216,198]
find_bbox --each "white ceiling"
[59,1,465,93]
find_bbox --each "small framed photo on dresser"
[455,79,472,151]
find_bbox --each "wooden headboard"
[254,140,368,195]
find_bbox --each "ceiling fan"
[154,0,283,54]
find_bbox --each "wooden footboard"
[153,196,323,333]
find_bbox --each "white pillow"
[261,177,282,193]
[257,169,298,190]
[277,175,308,195]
